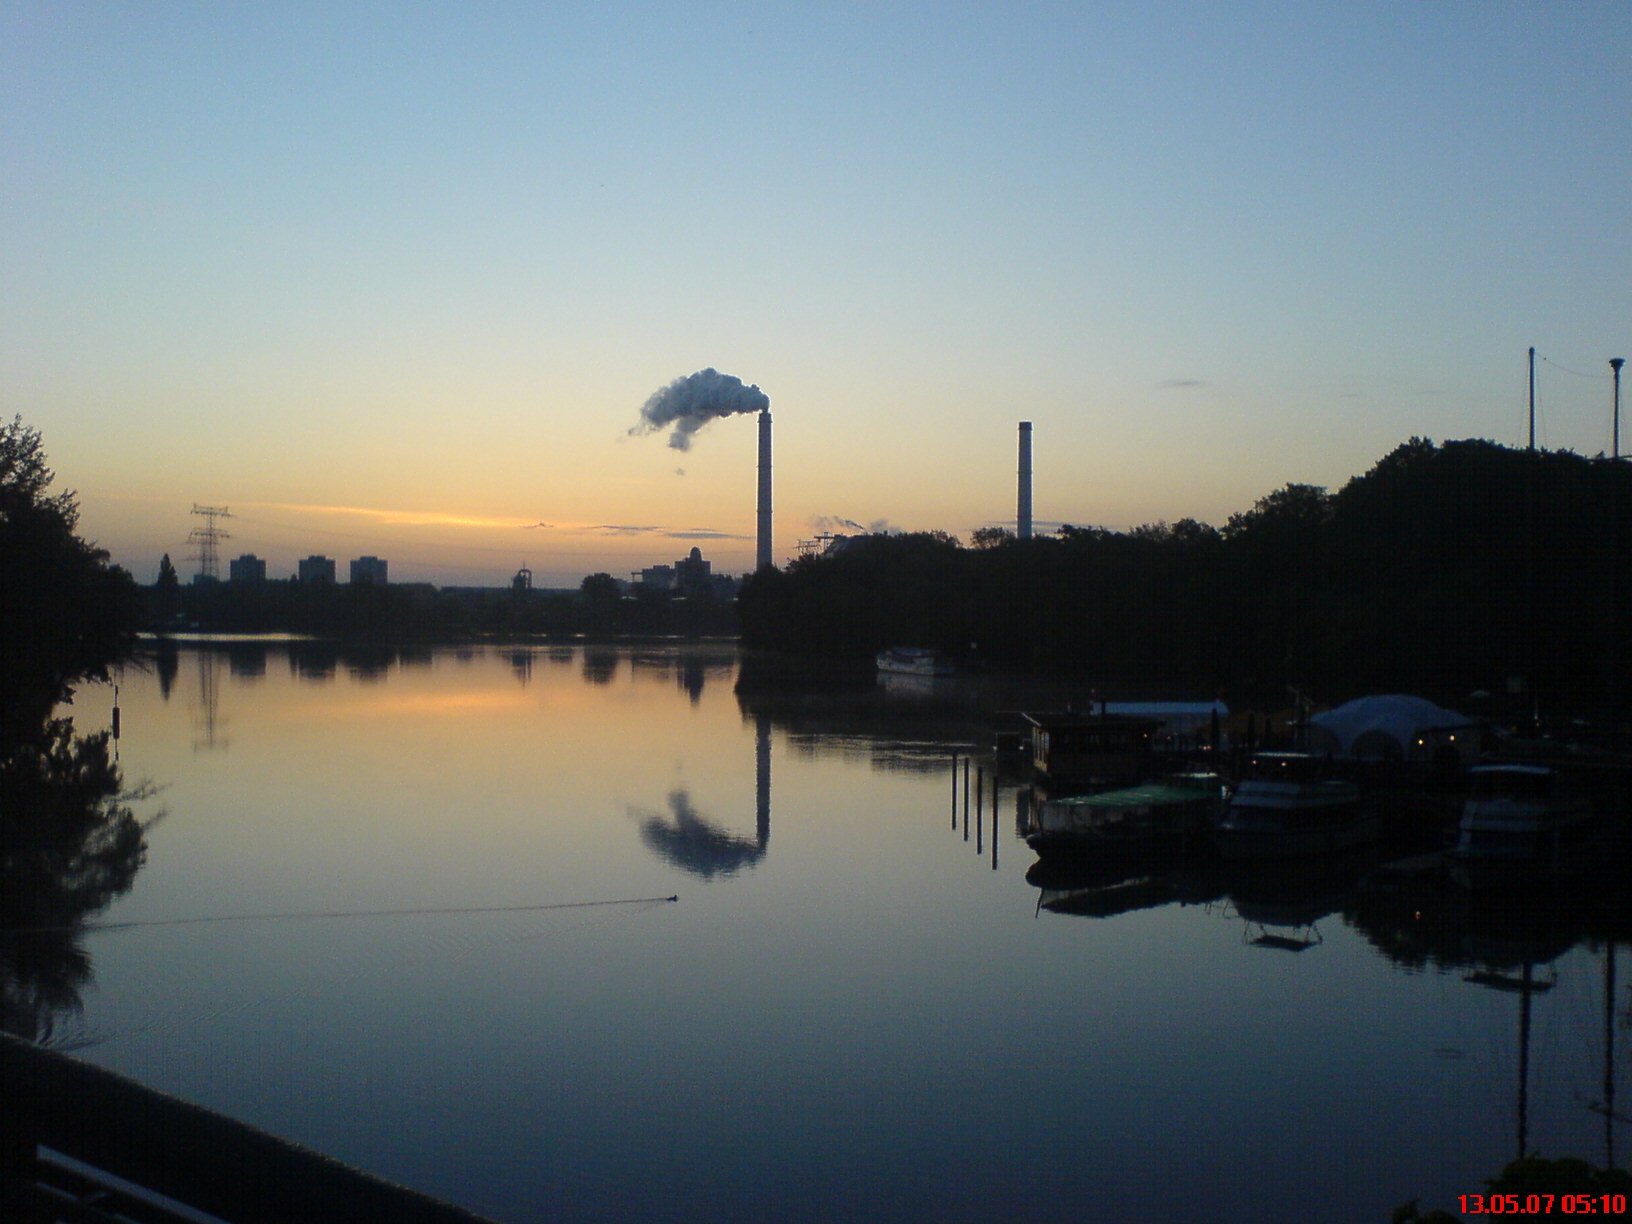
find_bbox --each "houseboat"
[1021,711,1161,789]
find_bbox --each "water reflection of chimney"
[681,656,705,705]
[509,649,532,685]
[756,715,771,848]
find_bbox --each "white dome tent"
[1307,694,1479,763]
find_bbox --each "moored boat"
[1213,752,1373,860]
[874,646,954,676]
[1448,762,1606,890]
[1026,772,1225,859]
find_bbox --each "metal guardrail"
[1,1034,500,1224]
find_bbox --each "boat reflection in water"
[1030,823,1632,1185]
[1224,856,1371,952]
[1025,854,1224,921]
[1026,851,1370,952]
[1360,874,1629,1169]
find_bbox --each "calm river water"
[48,642,1630,1222]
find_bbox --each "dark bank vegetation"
[738,438,1632,716]
[1,417,150,1043]
[0,417,143,746]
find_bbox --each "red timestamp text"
[1458,1194,1629,1215]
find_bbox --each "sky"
[3,1,1627,587]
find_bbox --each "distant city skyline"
[5,3,1627,587]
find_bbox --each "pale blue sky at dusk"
[4,2,1627,585]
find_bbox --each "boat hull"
[1212,754,1370,861]
[1447,764,1614,890]
[1449,806,1609,888]
[874,648,953,677]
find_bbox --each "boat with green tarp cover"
[1026,773,1225,859]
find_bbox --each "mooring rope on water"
[0,894,679,936]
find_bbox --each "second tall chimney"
[1017,421,1033,541]
[757,409,773,569]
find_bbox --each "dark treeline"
[1,417,149,1043]
[156,573,739,640]
[738,438,1632,715]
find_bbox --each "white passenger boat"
[1448,763,1604,889]
[1213,752,1373,860]
[874,647,953,676]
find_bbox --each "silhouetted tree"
[153,552,180,625]
[0,420,149,1041]
[969,526,1015,548]
[0,417,142,747]
[580,572,621,603]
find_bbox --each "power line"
[186,504,232,580]
[1539,353,1613,380]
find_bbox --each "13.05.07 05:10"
[1458,1194,1629,1215]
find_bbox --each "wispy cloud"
[245,501,551,530]
[239,504,748,546]
[1160,379,1207,389]
[588,524,749,541]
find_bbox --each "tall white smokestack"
[757,409,773,569]
[1017,421,1033,540]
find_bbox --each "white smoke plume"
[811,515,867,533]
[632,368,770,451]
